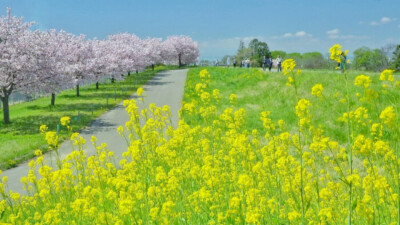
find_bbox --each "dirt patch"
[258,81,269,88]
[246,104,261,110]
[236,89,262,99]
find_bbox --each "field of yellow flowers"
[1,44,400,224]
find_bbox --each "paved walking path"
[1,69,188,194]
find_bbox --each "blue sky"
[1,0,399,60]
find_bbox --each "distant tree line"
[233,39,270,67]
[393,45,400,71]
[217,39,400,72]
[269,51,330,69]
[219,39,331,69]
[351,44,399,71]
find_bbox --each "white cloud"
[325,28,368,40]
[283,33,293,38]
[268,31,312,39]
[326,29,339,35]
[326,29,340,39]
[279,31,311,38]
[370,17,393,26]
[295,31,306,37]
[370,21,379,26]
[381,17,391,23]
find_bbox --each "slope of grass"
[182,67,398,142]
[0,67,173,169]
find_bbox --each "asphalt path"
[1,69,188,194]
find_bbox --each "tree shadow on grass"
[0,115,64,135]
[0,110,106,135]
[58,91,130,100]
[53,72,162,101]
[26,103,111,113]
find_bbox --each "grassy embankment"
[0,66,172,169]
[181,67,398,142]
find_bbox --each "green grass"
[182,67,399,142]
[0,66,177,169]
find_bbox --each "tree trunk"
[152,64,155,71]
[136,69,138,75]
[76,84,80,97]
[128,71,131,76]
[96,82,99,89]
[1,95,10,124]
[51,93,55,106]
[178,54,182,68]
[111,77,115,83]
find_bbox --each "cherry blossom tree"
[64,35,95,97]
[162,35,199,67]
[106,33,145,78]
[121,33,143,72]
[143,37,163,70]
[24,30,75,105]
[0,8,35,124]
[91,39,111,89]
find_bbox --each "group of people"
[261,55,282,72]
[223,53,347,73]
[260,55,282,72]
[228,58,251,68]
[224,55,283,71]
[240,59,251,68]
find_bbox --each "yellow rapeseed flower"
[329,44,342,62]
[311,84,323,97]
[199,69,210,79]
[380,106,396,127]
[282,59,296,75]
[380,69,395,82]
[229,94,237,105]
[288,210,301,221]
[137,87,145,96]
[329,44,348,62]
[34,149,42,156]
[39,125,48,134]
[45,131,58,149]
[60,116,71,126]
[354,75,372,88]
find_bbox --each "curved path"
[1,69,189,194]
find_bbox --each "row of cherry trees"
[0,8,199,124]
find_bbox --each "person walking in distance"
[262,55,267,71]
[276,55,282,72]
[339,52,347,73]
[268,57,273,72]
[246,58,250,68]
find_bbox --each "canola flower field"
[1,45,400,224]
